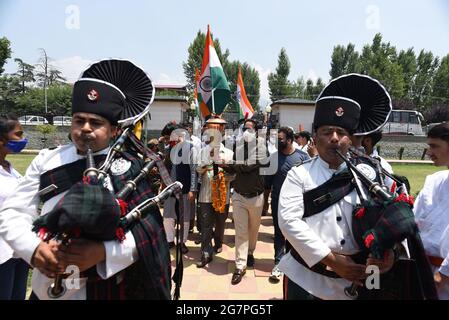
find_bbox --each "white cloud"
[251,63,272,106]
[307,69,319,83]
[155,73,186,86]
[52,56,92,83]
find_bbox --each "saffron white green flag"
[236,67,255,119]
[197,25,230,115]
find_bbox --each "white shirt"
[414,170,449,299]
[370,149,395,189]
[278,157,360,300]
[197,144,234,204]
[0,144,138,300]
[0,162,23,264]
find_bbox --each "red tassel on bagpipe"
[115,227,126,242]
[394,193,414,206]
[364,233,375,249]
[355,207,366,219]
[117,199,128,217]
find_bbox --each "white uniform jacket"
[0,144,138,300]
[414,170,449,299]
[278,156,361,300]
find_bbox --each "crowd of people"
[0,61,448,300]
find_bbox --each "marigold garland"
[211,170,227,213]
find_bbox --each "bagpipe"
[314,73,437,299]
[34,142,180,298]
[335,148,438,300]
[32,59,185,299]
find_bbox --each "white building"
[147,84,190,132]
[270,98,316,132]
[148,96,189,131]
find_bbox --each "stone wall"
[23,125,71,149]
[23,126,429,160]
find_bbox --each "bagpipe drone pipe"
[335,149,438,300]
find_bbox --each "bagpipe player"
[277,74,437,300]
[0,59,172,300]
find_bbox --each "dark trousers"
[199,203,215,256]
[271,200,285,265]
[283,275,320,300]
[199,203,229,256]
[0,258,29,300]
[213,204,229,248]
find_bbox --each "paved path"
[171,215,283,300]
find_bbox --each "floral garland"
[211,170,227,213]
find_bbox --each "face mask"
[6,138,28,153]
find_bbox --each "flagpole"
[212,88,216,114]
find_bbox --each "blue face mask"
[6,138,28,153]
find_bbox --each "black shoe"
[168,241,175,249]
[181,243,189,254]
[194,234,202,245]
[231,268,246,285]
[214,245,223,254]
[196,254,213,268]
[247,254,255,267]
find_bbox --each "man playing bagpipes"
[277,73,437,300]
[0,59,173,300]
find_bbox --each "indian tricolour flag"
[197,25,230,115]
[236,67,254,119]
[195,68,210,119]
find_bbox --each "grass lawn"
[391,163,444,196]
[8,154,444,196]
[8,154,37,175]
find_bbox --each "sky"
[1,0,449,106]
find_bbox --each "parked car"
[18,115,49,125]
[53,116,72,126]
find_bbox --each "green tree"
[14,83,72,115]
[13,58,35,94]
[182,30,230,93]
[48,68,66,86]
[268,48,293,101]
[303,78,325,100]
[397,48,417,99]
[291,76,306,98]
[0,37,11,75]
[359,33,405,99]
[412,50,439,110]
[0,76,21,113]
[225,61,260,112]
[329,43,360,79]
[432,54,449,105]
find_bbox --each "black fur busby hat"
[72,59,154,125]
[314,73,392,135]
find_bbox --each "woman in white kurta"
[414,122,449,299]
[0,115,29,300]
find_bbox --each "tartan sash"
[38,155,106,203]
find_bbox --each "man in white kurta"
[414,122,449,299]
